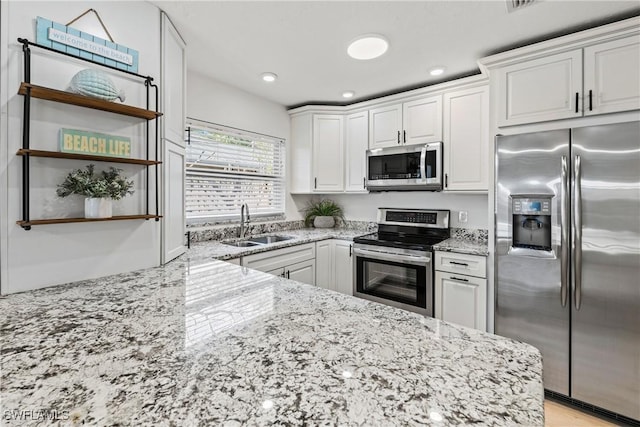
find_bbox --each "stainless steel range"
[353,208,450,316]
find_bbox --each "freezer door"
[571,121,640,420]
[495,130,570,395]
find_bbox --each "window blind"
[185,120,285,222]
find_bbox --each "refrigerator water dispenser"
[512,196,552,251]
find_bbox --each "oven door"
[353,245,433,316]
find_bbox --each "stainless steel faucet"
[240,203,250,238]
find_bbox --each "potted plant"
[303,199,345,228]
[57,164,135,218]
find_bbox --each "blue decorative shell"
[69,69,126,102]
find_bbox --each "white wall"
[0,1,162,294]
[186,70,299,219]
[292,193,489,229]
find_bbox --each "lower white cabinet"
[434,251,487,331]
[225,258,241,266]
[242,243,316,285]
[315,239,353,295]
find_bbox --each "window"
[185,119,285,223]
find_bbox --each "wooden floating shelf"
[18,83,163,120]
[17,215,162,227]
[17,149,162,165]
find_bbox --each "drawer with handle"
[434,251,486,278]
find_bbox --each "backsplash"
[187,220,377,243]
[450,228,488,243]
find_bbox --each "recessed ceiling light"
[347,35,388,60]
[261,72,277,82]
[429,67,446,76]
[342,91,355,99]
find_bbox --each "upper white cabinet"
[496,34,640,127]
[344,111,368,192]
[289,113,313,193]
[443,85,489,191]
[313,115,344,192]
[583,36,640,116]
[369,95,442,148]
[498,50,583,126]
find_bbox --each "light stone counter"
[186,228,369,263]
[1,250,543,426]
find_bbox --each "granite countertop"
[186,228,370,262]
[1,251,543,426]
[432,238,489,257]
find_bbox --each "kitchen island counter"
[1,254,543,426]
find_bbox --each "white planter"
[313,216,335,228]
[84,197,113,219]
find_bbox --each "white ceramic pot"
[84,197,113,219]
[313,216,335,228]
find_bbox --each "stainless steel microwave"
[366,142,443,191]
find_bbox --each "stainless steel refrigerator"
[495,121,640,421]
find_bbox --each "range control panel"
[512,197,551,215]
[386,211,437,224]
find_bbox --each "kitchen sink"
[248,235,293,244]
[222,240,261,247]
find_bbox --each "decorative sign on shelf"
[36,16,139,73]
[59,129,131,158]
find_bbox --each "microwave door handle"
[420,145,427,181]
[353,248,430,265]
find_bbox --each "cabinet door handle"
[349,244,352,257]
[449,276,469,283]
[403,130,407,143]
[450,261,468,266]
[589,90,592,111]
[445,173,448,188]
[286,270,290,279]
[397,131,400,144]
[363,177,366,188]
[575,92,579,113]
[314,177,317,189]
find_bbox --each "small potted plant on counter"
[57,164,135,219]
[303,198,345,228]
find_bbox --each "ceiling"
[153,1,640,109]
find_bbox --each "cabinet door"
[435,271,487,331]
[315,240,333,290]
[443,86,489,191]
[243,243,316,273]
[312,115,344,192]
[498,50,583,126]
[369,104,402,148]
[161,12,187,264]
[402,96,443,145]
[584,36,640,116]
[333,240,353,296]
[287,259,316,286]
[290,113,313,193]
[344,111,368,192]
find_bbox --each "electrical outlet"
[458,211,468,223]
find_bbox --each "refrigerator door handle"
[560,155,569,307]
[574,155,583,310]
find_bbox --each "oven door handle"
[353,248,431,265]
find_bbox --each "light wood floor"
[545,400,619,427]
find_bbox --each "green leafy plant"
[302,198,345,227]
[57,164,135,200]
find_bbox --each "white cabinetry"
[584,36,640,116]
[289,113,313,193]
[243,243,316,285]
[369,95,442,148]
[315,240,353,295]
[434,251,487,331]
[443,85,489,191]
[344,111,368,192]
[313,115,344,192]
[497,35,640,127]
